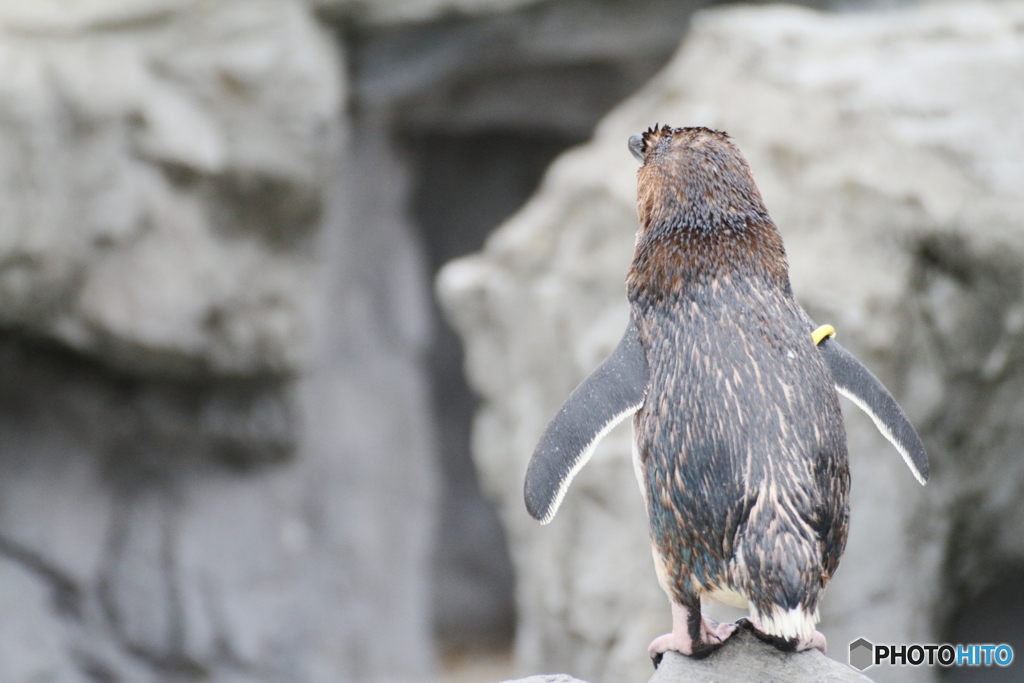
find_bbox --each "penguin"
[523,125,928,661]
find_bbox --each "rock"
[0,0,190,33]
[650,628,872,683]
[0,558,83,683]
[0,0,341,379]
[0,2,438,682]
[290,109,438,682]
[438,2,1024,683]
[348,0,728,136]
[501,675,588,683]
[499,628,871,683]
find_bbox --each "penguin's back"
[634,272,849,605]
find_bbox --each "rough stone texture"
[499,629,872,683]
[308,109,438,682]
[0,0,191,32]
[500,675,588,683]
[0,2,438,682]
[439,3,1024,683]
[349,0,729,136]
[650,629,873,683]
[0,0,339,378]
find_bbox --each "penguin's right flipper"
[524,320,649,524]
[817,336,929,485]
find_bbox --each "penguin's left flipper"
[524,320,649,524]
[817,336,929,484]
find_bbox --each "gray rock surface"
[0,0,340,378]
[348,0,718,136]
[0,1,438,682]
[651,630,876,683]
[501,675,588,683]
[438,2,1024,683]
[650,629,872,683]
[500,629,872,683]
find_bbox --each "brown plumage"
[524,123,927,663]
[628,126,849,658]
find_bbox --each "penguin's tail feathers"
[753,604,820,642]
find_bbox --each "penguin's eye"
[628,134,645,164]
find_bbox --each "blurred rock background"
[0,0,1020,682]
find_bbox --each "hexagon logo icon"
[849,638,874,671]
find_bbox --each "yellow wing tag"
[812,324,836,346]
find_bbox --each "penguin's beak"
[628,133,645,164]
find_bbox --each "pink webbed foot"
[795,630,827,653]
[649,602,737,664]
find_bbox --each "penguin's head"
[629,125,769,237]
[625,125,789,291]
[629,124,734,167]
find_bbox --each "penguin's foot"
[741,617,827,654]
[795,630,827,653]
[649,602,737,666]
